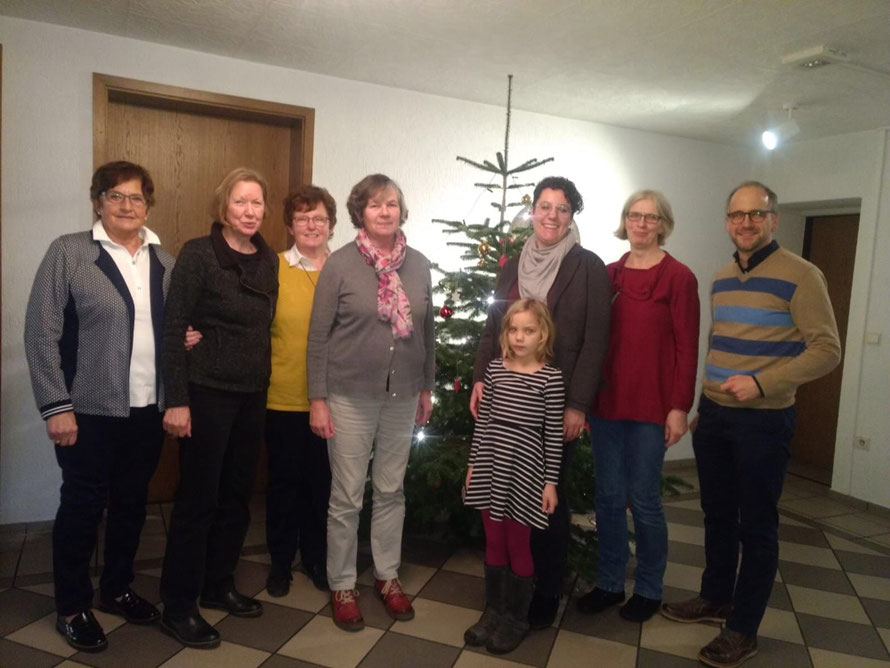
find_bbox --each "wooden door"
[94,74,314,501]
[790,214,858,484]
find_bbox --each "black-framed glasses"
[626,211,661,225]
[535,202,571,216]
[293,215,330,227]
[727,209,775,224]
[102,190,147,207]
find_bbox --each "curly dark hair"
[283,185,337,231]
[90,161,156,218]
[533,176,584,215]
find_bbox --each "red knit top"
[593,252,700,425]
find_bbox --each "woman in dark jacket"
[471,176,612,629]
[159,167,278,649]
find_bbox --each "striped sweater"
[703,246,841,409]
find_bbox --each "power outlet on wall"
[854,436,871,451]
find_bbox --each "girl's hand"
[469,382,484,419]
[184,325,203,351]
[465,466,473,493]
[163,406,192,438]
[309,398,335,439]
[541,483,558,514]
[664,408,688,448]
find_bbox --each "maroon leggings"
[481,509,534,577]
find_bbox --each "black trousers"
[159,385,266,616]
[694,395,795,636]
[53,406,163,616]
[530,439,575,598]
[264,410,331,571]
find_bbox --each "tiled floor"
[3,468,890,667]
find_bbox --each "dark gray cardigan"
[162,223,279,406]
[473,244,612,413]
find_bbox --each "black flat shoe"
[99,588,161,624]
[56,611,108,652]
[160,612,221,649]
[302,563,330,592]
[619,594,662,622]
[266,565,292,598]
[200,587,263,618]
[576,587,625,615]
[528,592,560,629]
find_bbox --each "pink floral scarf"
[355,228,414,339]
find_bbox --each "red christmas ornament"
[453,377,460,392]
[439,304,454,319]
[498,254,508,267]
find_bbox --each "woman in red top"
[577,190,699,622]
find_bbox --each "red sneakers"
[375,579,415,621]
[331,589,364,631]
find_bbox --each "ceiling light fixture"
[782,44,890,82]
[762,104,800,150]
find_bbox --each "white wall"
[2,16,752,523]
[753,131,890,508]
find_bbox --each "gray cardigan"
[307,242,435,399]
[25,231,174,418]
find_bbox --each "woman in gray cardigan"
[307,174,434,632]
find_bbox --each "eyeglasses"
[293,215,330,227]
[102,190,147,207]
[626,211,662,225]
[535,202,571,216]
[727,209,775,224]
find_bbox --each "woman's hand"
[309,398,335,439]
[415,390,432,426]
[163,406,192,438]
[184,325,202,351]
[563,407,586,442]
[469,381,484,419]
[664,408,688,448]
[541,483,558,514]
[465,466,473,493]
[47,411,78,446]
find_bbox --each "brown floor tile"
[358,631,459,668]
[215,601,313,653]
[834,550,890,578]
[663,506,704,527]
[666,541,706,568]
[234,558,272,598]
[768,582,794,611]
[778,560,855,595]
[417,570,484,611]
[0,587,57,635]
[796,612,889,660]
[743,636,812,667]
[260,655,325,667]
[132,557,164,574]
[559,593,641,646]
[72,622,181,667]
[861,597,890,630]
[0,551,19,579]
[779,523,830,547]
[636,647,699,666]
[0,637,60,667]
[464,625,556,667]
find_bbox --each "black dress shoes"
[56,611,108,652]
[302,562,330,592]
[266,565,292,598]
[99,588,161,624]
[160,611,221,649]
[200,587,263,618]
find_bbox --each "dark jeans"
[530,439,574,599]
[53,406,163,616]
[693,395,795,636]
[160,385,266,616]
[264,410,331,571]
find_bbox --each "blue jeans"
[590,416,667,600]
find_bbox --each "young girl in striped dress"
[464,298,565,654]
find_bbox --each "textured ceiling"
[3,0,890,146]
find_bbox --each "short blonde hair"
[212,167,270,224]
[499,299,555,363]
[615,189,675,246]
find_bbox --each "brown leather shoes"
[698,628,758,667]
[660,596,731,623]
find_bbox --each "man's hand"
[720,375,760,402]
[163,406,192,438]
[564,408,585,442]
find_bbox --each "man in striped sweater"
[662,182,841,668]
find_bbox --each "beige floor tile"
[878,627,890,653]
[442,548,485,577]
[663,561,704,591]
[809,647,890,668]
[870,533,890,549]
[453,651,534,667]
[780,497,860,519]
[758,607,804,644]
[786,584,870,624]
[5,611,77,657]
[819,513,890,537]
[277,614,383,668]
[639,612,717,659]
[356,561,436,595]
[390,597,481,647]
[825,532,883,555]
[19,582,56,597]
[160,641,269,667]
[570,512,596,530]
[664,499,703,511]
[548,630,636,667]
[196,604,229,626]
[254,572,330,613]
[779,541,841,569]
[849,573,890,602]
[667,521,704,546]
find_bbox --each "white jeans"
[326,392,417,590]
